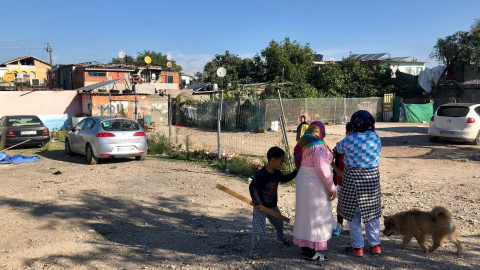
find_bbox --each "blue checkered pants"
[251,207,284,253]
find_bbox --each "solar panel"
[186,83,210,91]
[389,57,413,61]
[350,53,389,61]
[74,78,125,91]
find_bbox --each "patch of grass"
[227,158,256,178]
[0,140,5,151]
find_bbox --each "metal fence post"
[217,90,224,161]
[168,94,172,143]
[277,89,293,171]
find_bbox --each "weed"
[39,142,51,152]
[175,126,181,146]
[184,132,193,159]
[0,140,5,151]
[147,132,172,155]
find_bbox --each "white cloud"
[166,52,213,75]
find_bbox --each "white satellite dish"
[216,67,226,78]
[166,55,172,61]
[167,62,172,68]
[118,51,126,59]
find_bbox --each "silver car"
[65,116,147,164]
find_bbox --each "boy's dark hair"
[300,115,306,120]
[346,122,353,132]
[267,146,285,161]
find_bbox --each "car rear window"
[436,106,470,117]
[101,120,140,131]
[8,116,43,126]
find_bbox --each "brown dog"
[383,206,462,255]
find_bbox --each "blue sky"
[1,0,479,74]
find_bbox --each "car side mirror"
[72,128,77,132]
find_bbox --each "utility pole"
[46,43,53,66]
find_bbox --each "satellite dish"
[166,55,172,61]
[3,71,15,82]
[144,56,152,64]
[216,67,226,78]
[118,51,125,59]
[167,62,172,68]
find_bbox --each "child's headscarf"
[293,121,330,170]
[350,110,375,133]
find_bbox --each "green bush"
[147,133,172,155]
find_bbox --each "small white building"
[349,53,426,77]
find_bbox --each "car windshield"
[437,106,470,117]
[8,116,43,126]
[101,120,140,131]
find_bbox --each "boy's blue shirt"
[336,131,381,168]
[249,168,297,208]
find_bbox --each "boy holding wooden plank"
[248,146,297,259]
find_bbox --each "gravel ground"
[0,123,479,269]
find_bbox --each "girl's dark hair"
[346,122,353,132]
[267,146,285,161]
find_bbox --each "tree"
[111,50,182,72]
[202,50,256,88]
[430,18,480,89]
[256,37,315,83]
[309,58,393,98]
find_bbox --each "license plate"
[21,131,36,135]
[115,147,135,152]
[440,131,454,135]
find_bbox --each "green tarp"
[403,103,434,123]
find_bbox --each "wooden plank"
[215,183,290,223]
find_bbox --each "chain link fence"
[158,97,382,158]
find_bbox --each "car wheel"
[135,154,146,161]
[474,131,480,146]
[86,144,98,165]
[65,139,73,155]
[429,136,438,143]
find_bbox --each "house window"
[416,67,423,75]
[165,75,173,83]
[405,67,413,75]
[88,72,107,77]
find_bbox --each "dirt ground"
[1,123,479,269]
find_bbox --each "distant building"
[348,53,426,77]
[0,55,52,84]
[48,63,180,94]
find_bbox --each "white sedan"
[428,103,480,145]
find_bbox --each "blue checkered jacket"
[336,131,381,168]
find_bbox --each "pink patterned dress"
[293,144,336,250]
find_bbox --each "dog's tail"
[430,206,451,221]
[430,206,455,231]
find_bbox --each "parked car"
[428,103,480,145]
[65,116,147,164]
[0,115,50,147]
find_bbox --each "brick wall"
[89,94,148,118]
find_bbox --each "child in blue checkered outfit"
[336,110,382,257]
